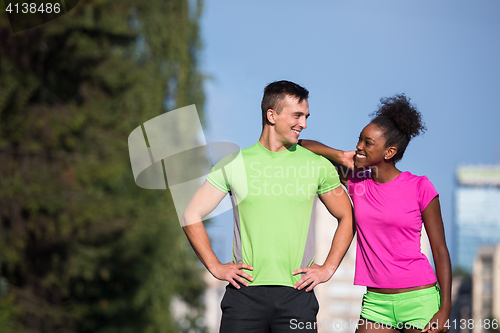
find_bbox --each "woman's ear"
[384,146,397,160]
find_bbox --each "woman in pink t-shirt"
[300,94,451,333]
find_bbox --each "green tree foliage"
[0,0,206,332]
[452,266,471,280]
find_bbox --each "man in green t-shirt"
[182,80,354,333]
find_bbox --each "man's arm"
[292,185,355,292]
[182,180,253,289]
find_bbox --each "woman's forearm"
[434,246,452,312]
[300,139,346,165]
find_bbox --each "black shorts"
[219,284,319,333]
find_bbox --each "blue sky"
[199,0,500,265]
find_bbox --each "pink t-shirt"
[348,171,438,288]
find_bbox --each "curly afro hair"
[370,94,426,163]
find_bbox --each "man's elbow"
[181,216,189,229]
[181,210,203,228]
[337,214,355,233]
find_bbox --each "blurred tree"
[452,266,471,280]
[0,0,206,332]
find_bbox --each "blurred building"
[455,165,500,272]
[472,244,500,333]
[450,275,473,333]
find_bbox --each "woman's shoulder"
[400,171,432,184]
[399,171,437,194]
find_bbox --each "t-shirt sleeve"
[417,176,439,212]
[206,155,233,193]
[317,156,341,195]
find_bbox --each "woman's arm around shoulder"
[300,139,355,184]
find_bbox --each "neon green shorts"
[360,286,441,330]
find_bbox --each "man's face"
[272,95,309,145]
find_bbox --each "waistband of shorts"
[365,285,439,301]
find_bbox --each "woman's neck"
[370,163,401,183]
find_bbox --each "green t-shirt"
[207,141,340,287]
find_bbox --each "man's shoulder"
[211,143,257,170]
[214,143,334,165]
[213,151,240,167]
[239,142,260,154]
[295,144,334,163]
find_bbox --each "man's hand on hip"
[210,262,254,289]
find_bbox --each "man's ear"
[267,109,275,125]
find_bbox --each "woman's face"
[354,123,392,168]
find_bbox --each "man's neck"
[259,126,291,152]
